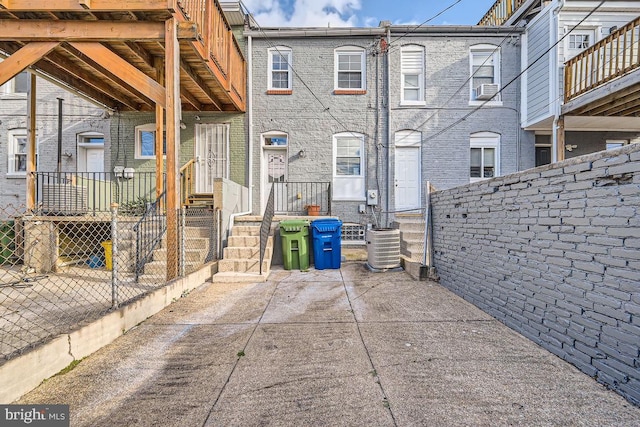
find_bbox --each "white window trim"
[334,47,366,91]
[332,132,366,201]
[7,128,28,177]
[267,47,292,90]
[0,70,28,96]
[77,131,105,173]
[470,132,500,183]
[469,44,502,106]
[605,139,628,151]
[134,123,165,160]
[563,27,597,61]
[400,46,426,106]
[262,131,288,149]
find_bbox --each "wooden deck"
[0,0,246,112]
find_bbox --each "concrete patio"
[16,263,640,426]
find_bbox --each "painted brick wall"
[0,77,107,208]
[110,112,245,185]
[430,143,640,405]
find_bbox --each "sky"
[236,0,499,28]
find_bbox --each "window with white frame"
[0,70,28,95]
[335,47,366,91]
[135,124,166,159]
[333,132,365,200]
[268,47,292,90]
[470,45,500,102]
[7,129,28,175]
[470,132,500,181]
[566,29,595,60]
[606,139,628,150]
[401,45,425,104]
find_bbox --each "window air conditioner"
[475,83,500,100]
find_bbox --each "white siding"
[526,10,552,126]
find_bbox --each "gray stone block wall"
[430,143,640,405]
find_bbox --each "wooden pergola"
[0,0,246,279]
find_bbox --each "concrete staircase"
[211,223,274,283]
[390,214,425,262]
[117,223,213,284]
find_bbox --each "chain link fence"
[0,204,219,363]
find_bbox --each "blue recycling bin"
[311,219,342,270]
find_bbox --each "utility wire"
[419,0,607,143]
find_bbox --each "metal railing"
[34,172,161,215]
[272,182,331,215]
[177,0,246,104]
[259,185,275,275]
[133,192,167,282]
[478,0,528,26]
[179,159,197,206]
[565,16,640,102]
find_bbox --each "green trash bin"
[279,219,310,270]
[0,220,15,265]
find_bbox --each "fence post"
[423,181,432,267]
[180,206,186,277]
[110,202,119,308]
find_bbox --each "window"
[606,139,628,150]
[566,29,595,60]
[77,132,105,173]
[470,45,500,103]
[569,33,590,50]
[268,47,292,92]
[135,124,166,159]
[470,132,500,181]
[401,46,425,104]
[7,129,28,175]
[333,132,365,200]
[0,70,28,95]
[263,133,288,147]
[335,47,366,92]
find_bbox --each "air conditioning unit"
[475,83,500,100]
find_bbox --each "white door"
[195,123,228,193]
[85,148,104,173]
[263,148,287,213]
[394,130,421,211]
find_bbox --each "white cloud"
[241,0,362,27]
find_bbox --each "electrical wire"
[419,0,607,143]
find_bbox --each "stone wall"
[430,144,640,405]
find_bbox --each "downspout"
[230,34,253,229]
[385,24,391,228]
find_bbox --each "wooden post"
[165,18,180,281]
[556,116,565,162]
[154,56,164,203]
[26,73,36,211]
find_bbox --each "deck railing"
[272,182,332,215]
[478,0,528,26]
[177,0,246,104]
[179,159,196,206]
[34,172,161,215]
[565,17,640,102]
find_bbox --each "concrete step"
[183,226,214,238]
[218,259,270,274]
[400,230,425,242]
[228,235,260,247]
[142,260,166,276]
[391,219,426,233]
[210,271,268,283]
[231,225,261,237]
[223,246,273,260]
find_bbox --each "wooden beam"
[179,58,220,110]
[69,41,165,108]
[79,0,91,9]
[0,41,59,86]
[0,0,175,12]
[165,17,180,281]
[123,41,155,69]
[556,116,565,162]
[155,56,164,203]
[26,73,36,211]
[177,22,198,40]
[0,20,165,41]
